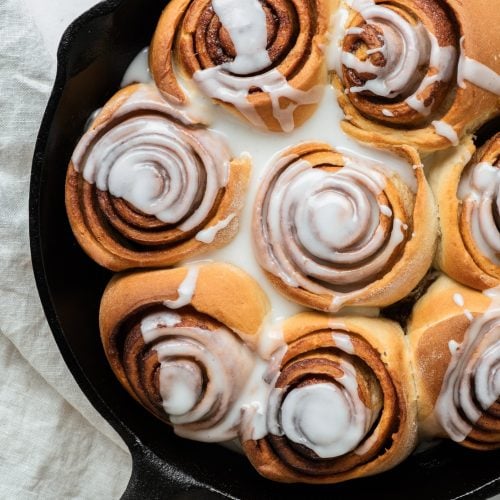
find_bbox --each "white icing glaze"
[458,38,500,95]
[448,340,460,355]
[346,27,364,36]
[84,108,102,132]
[464,309,474,322]
[72,86,230,232]
[140,313,255,441]
[191,0,324,132]
[380,204,392,217]
[164,267,199,309]
[239,345,288,441]
[332,332,355,354]
[195,213,236,244]
[141,312,181,342]
[268,361,375,458]
[236,362,273,441]
[265,387,284,437]
[280,383,361,458]
[435,287,500,442]
[121,47,152,88]
[171,58,216,125]
[353,427,381,455]
[194,68,324,133]
[327,7,349,74]
[344,18,428,98]
[257,324,286,361]
[159,363,203,416]
[212,0,270,75]
[336,0,456,114]
[179,83,415,322]
[404,32,456,115]
[341,145,417,190]
[453,293,465,308]
[432,120,459,146]
[458,161,500,265]
[139,301,288,443]
[347,0,377,10]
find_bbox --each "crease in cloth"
[0,0,132,497]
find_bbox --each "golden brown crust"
[150,0,330,131]
[408,275,500,448]
[429,134,500,290]
[333,0,500,154]
[253,141,438,311]
[65,84,251,271]
[242,312,417,483]
[100,262,270,345]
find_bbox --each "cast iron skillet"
[29,0,500,498]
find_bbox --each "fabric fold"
[0,0,131,497]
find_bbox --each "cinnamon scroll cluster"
[100,263,500,484]
[65,0,500,487]
[101,263,419,484]
[147,0,500,150]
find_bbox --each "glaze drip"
[435,289,500,442]
[183,0,325,132]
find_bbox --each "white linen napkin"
[0,0,131,497]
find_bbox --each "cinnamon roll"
[330,0,500,153]
[429,131,500,290]
[150,0,329,132]
[241,312,417,483]
[99,262,270,441]
[65,84,251,271]
[408,275,500,450]
[253,142,437,312]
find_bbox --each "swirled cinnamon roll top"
[429,131,500,290]
[65,84,250,270]
[241,313,417,483]
[331,0,500,153]
[100,263,270,441]
[150,0,329,132]
[253,141,437,311]
[408,275,500,449]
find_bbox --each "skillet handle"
[121,443,225,500]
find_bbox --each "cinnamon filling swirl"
[66,84,249,270]
[434,291,500,449]
[253,142,420,311]
[151,0,329,131]
[241,314,414,483]
[459,133,500,269]
[339,0,458,126]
